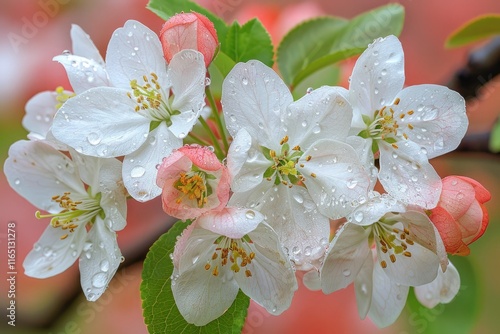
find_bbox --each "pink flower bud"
[160,12,218,67]
[429,176,491,255]
[156,145,229,220]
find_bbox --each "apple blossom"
[160,12,219,67]
[349,35,468,208]
[156,145,230,220]
[52,20,207,202]
[4,140,127,301]
[429,175,491,255]
[321,194,446,326]
[223,60,371,269]
[171,208,297,325]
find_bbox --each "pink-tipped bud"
[429,176,491,256]
[160,12,218,67]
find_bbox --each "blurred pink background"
[1,0,499,333]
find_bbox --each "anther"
[310,173,316,178]
[280,136,289,145]
[305,156,312,161]
[381,260,387,268]
[394,97,400,105]
[407,124,414,130]
[204,263,211,270]
[390,254,396,263]
[403,251,412,257]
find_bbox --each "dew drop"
[100,260,110,272]
[312,125,321,134]
[241,77,249,85]
[342,269,351,277]
[306,87,313,94]
[293,193,304,204]
[347,179,358,189]
[87,132,101,146]
[205,77,211,86]
[392,152,398,159]
[130,166,146,178]
[43,247,53,257]
[354,211,364,223]
[245,210,255,219]
[361,284,368,294]
[301,120,308,127]
[88,293,96,301]
[92,273,107,288]
[14,178,20,185]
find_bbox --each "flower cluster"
[4,12,491,328]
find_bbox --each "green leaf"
[446,14,500,48]
[208,51,236,98]
[147,0,228,41]
[489,117,500,153]
[223,19,274,67]
[277,4,405,88]
[292,65,341,100]
[141,220,250,334]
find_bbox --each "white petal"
[52,87,150,157]
[169,50,206,138]
[79,219,122,301]
[53,55,109,94]
[23,91,59,139]
[414,260,460,308]
[230,185,330,271]
[222,60,292,146]
[123,122,181,202]
[71,24,105,66]
[379,212,440,286]
[285,86,352,148]
[197,207,264,239]
[98,159,128,231]
[299,139,371,218]
[23,223,86,278]
[173,227,239,326]
[234,223,297,315]
[346,136,377,189]
[353,251,375,319]
[106,20,167,90]
[303,270,321,291]
[321,223,371,293]
[4,140,86,211]
[347,194,405,226]
[368,264,409,328]
[227,129,271,192]
[395,84,468,159]
[378,140,441,208]
[349,35,405,131]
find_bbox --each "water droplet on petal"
[361,284,368,294]
[92,273,107,288]
[293,193,304,204]
[100,260,110,272]
[14,178,20,185]
[354,211,364,223]
[245,210,255,219]
[241,77,249,85]
[87,132,101,146]
[306,87,313,94]
[130,166,146,178]
[342,269,351,277]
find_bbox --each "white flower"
[52,20,207,201]
[171,207,297,326]
[4,140,127,301]
[223,60,371,269]
[348,35,468,208]
[53,24,110,94]
[415,260,460,308]
[320,194,445,327]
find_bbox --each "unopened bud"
[160,12,218,67]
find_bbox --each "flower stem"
[205,86,229,154]
[198,116,224,160]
